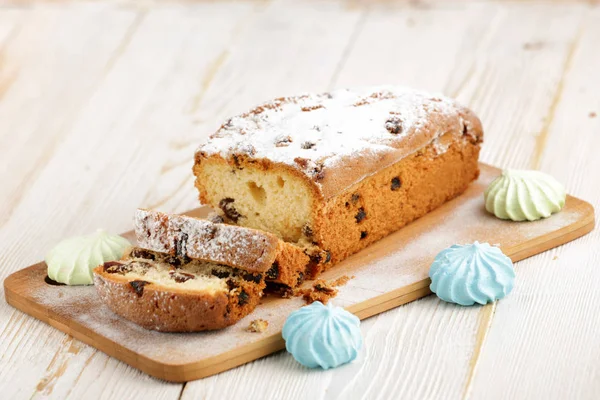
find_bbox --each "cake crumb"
[247,319,268,333]
[589,112,597,118]
[330,275,354,287]
[552,255,559,260]
[300,280,338,305]
[297,275,355,305]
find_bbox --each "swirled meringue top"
[46,229,131,285]
[429,242,515,306]
[484,169,566,221]
[282,301,362,369]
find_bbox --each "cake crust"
[135,210,310,289]
[193,86,483,275]
[93,250,265,332]
[135,209,279,273]
[195,86,482,200]
[313,131,481,268]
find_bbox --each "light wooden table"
[1,0,599,399]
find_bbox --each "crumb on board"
[330,275,354,287]
[299,280,338,305]
[247,319,268,333]
[589,111,597,118]
[553,255,559,260]
[297,275,355,305]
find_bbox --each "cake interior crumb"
[247,319,269,333]
[297,275,354,305]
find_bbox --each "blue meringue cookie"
[429,242,515,306]
[282,301,362,369]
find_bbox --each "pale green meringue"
[45,229,131,285]
[484,169,566,221]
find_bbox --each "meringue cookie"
[484,169,566,221]
[282,301,362,369]
[46,229,131,285]
[429,242,515,306]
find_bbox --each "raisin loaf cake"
[134,209,309,289]
[193,87,483,272]
[93,248,265,332]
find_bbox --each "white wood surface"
[0,1,598,399]
[469,7,600,399]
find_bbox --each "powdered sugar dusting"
[197,86,479,195]
[134,209,279,273]
[27,271,302,364]
[12,166,590,372]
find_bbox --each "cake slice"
[193,86,483,273]
[134,209,310,289]
[93,248,265,332]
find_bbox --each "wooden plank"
[468,7,600,400]
[140,0,365,214]
[0,6,166,399]
[446,4,588,398]
[0,9,24,50]
[4,164,594,383]
[0,5,139,224]
[327,3,586,400]
[0,3,256,398]
[334,1,497,91]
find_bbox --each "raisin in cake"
[134,209,309,290]
[194,86,483,273]
[93,248,265,332]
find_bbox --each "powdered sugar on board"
[6,165,592,373]
[26,279,301,364]
[325,174,583,300]
[197,86,482,195]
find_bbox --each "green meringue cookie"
[484,169,566,221]
[46,229,131,285]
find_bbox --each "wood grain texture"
[0,3,255,399]
[327,3,588,400]
[0,7,183,400]
[0,0,598,398]
[4,164,594,383]
[467,7,600,400]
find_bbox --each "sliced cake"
[134,209,310,289]
[93,248,265,332]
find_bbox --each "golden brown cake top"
[197,86,483,199]
[134,209,280,273]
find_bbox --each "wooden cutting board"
[3,164,595,382]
